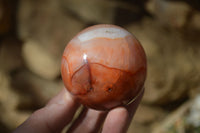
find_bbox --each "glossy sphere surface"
[61,24,147,110]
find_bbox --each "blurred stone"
[152,101,191,133]
[152,96,200,133]
[0,38,23,72]
[62,0,147,25]
[190,12,200,30]
[1,111,30,130]
[189,87,200,99]
[18,0,85,79]
[134,104,166,124]
[187,95,200,127]
[153,0,191,28]
[18,0,84,58]
[11,69,63,107]
[62,0,115,24]
[0,71,29,130]
[128,121,149,133]
[132,29,159,59]
[127,18,200,104]
[22,40,60,80]
[0,71,18,111]
[146,0,156,15]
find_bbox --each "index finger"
[13,88,80,133]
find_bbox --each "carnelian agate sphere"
[61,24,147,110]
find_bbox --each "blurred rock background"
[0,0,200,132]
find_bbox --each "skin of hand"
[13,88,144,133]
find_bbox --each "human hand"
[13,88,143,133]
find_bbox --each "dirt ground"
[0,0,200,132]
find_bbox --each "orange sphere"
[61,24,147,110]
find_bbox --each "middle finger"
[67,107,107,133]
